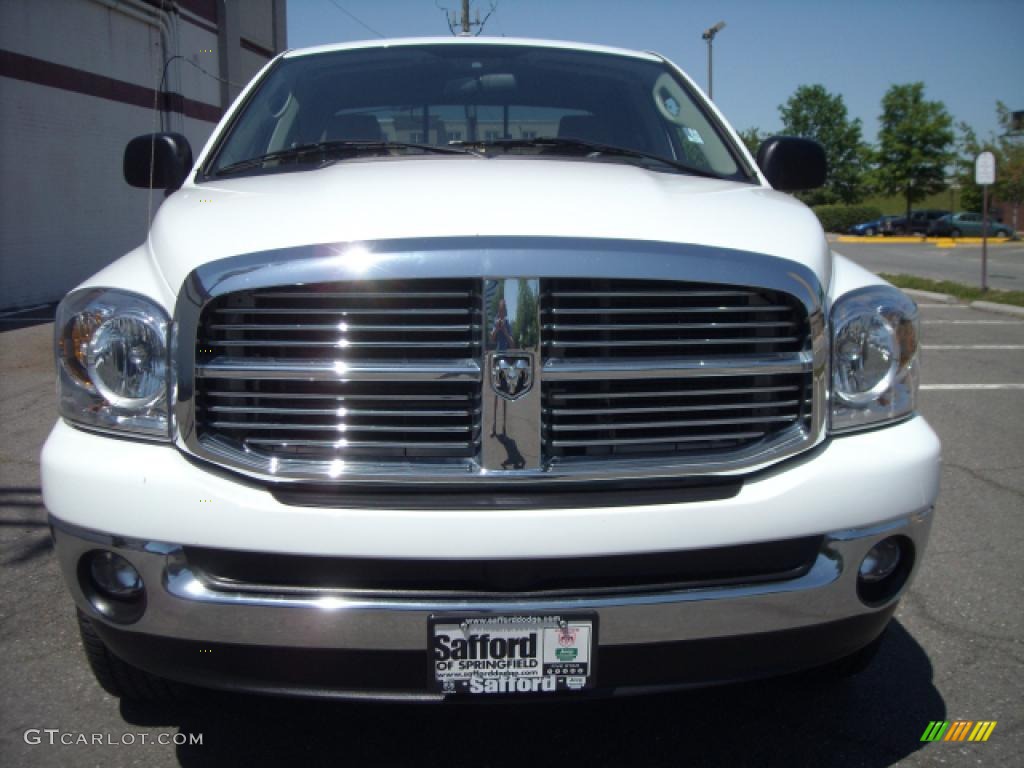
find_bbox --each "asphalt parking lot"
[832,237,1024,292]
[1,277,1022,766]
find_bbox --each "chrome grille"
[539,278,812,460]
[177,239,826,484]
[194,279,482,463]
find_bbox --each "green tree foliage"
[513,280,539,348]
[875,83,955,220]
[955,121,983,212]
[737,126,765,157]
[956,103,1024,231]
[778,84,867,205]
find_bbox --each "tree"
[875,83,955,222]
[955,121,983,212]
[778,84,868,205]
[957,103,1024,231]
[737,126,765,157]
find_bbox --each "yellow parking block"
[835,235,1013,246]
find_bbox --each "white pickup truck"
[44,37,940,700]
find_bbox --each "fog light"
[856,535,914,606]
[89,551,144,598]
[79,550,147,624]
[859,538,902,583]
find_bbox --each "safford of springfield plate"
[428,613,598,695]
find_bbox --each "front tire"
[820,627,887,680]
[77,609,188,702]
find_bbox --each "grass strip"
[880,274,1024,307]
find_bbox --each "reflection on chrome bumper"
[51,509,932,651]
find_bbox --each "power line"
[160,55,245,94]
[436,0,457,35]
[436,1,499,36]
[324,0,385,39]
[476,1,499,35]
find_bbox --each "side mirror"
[755,136,827,191]
[123,133,193,190]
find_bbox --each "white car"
[44,37,940,700]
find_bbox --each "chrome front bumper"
[51,509,931,652]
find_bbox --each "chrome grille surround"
[173,237,827,484]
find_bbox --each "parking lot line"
[922,344,1024,350]
[916,303,968,309]
[921,384,1024,390]
[922,320,1023,325]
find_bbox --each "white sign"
[975,151,996,186]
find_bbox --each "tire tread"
[76,609,188,702]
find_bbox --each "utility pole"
[446,1,493,36]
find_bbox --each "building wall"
[0,0,286,311]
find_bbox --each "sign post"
[975,151,996,291]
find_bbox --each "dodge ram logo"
[491,355,533,400]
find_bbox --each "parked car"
[927,212,1014,238]
[45,37,939,701]
[884,209,951,235]
[849,215,899,236]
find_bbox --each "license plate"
[428,613,597,695]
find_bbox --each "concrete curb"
[970,300,1024,319]
[900,288,958,304]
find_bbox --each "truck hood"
[149,156,830,293]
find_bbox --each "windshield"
[202,44,749,180]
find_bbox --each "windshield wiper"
[451,136,726,179]
[212,140,479,177]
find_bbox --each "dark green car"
[928,212,1015,238]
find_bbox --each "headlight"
[55,288,172,440]
[830,285,918,433]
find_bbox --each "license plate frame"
[427,612,599,695]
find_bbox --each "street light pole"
[702,21,726,100]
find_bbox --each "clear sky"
[285,0,1024,146]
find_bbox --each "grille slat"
[214,307,475,316]
[543,354,811,380]
[211,421,475,433]
[548,385,800,401]
[552,432,768,448]
[546,336,801,348]
[196,358,481,382]
[204,391,472,402]
[209,323,480,332]
[548,400,801,416]
[544,321,796,332]
[547,305,792,315]
[549,415,799,432]
[243,438,479,450]
[209,406,476,417]
[547,290,760,299]
[207,339,480,349]
[241,291,474,299]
